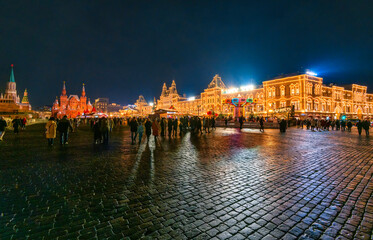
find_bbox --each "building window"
[314,101,319,111]
[307,83,313,95]
[280,86,285,97]
[280,101,286,108]
[295,84,299,95]
[291,101,300,110]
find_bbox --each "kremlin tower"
[0,64,31,113]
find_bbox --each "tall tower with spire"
[161,83,168,96]
[60,81,68,110]
[169,80,178,95]
[80,83,87,110]
[5,64,19,103]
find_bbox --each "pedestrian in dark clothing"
[239,116,244,129]
[168,119,173,137]
[224,118,228,128]
[259,117,265,132]
[279,119,287,132]
[197,117,203,134]
[12,117,20,134]
[57,115,73,145]
[101,118,109,145]
[173,119,178,137]
[179,121,183,136]
[145,119,152,141]
[93,120,101,144]
[336,120,340,130]
[363,120,370,136]
[129,117,138,144]
[357,120,363,135]
[0,116,7,141]
[160,118,165,136]
[211,117,216,130]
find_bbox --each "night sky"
[1,0,373,107]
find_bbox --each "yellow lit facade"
[151,73,373,119]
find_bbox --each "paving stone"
[0,124,372,239]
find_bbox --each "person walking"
[239,116,244,129]
[224,117,228,128]
[363,119,370,136]
[336,119,340,130]
[173,118,178,137]
[357,120,363,135]
[341,120,346,132]
[152,119,160,141]
[160,118,165,137]
[145,118,152,141]
[101,118,110,145]
[197,117,203,134]
[45,117,57,146]
[12,117,21,134]
[211,117,216,130]
[0,116,8,141]
[22,117,27,130]
[347,121,352,132]
[57,115,72,145]
[259,117,265,132]
[167,118,173,137]
[93,119,101,144]
[137,121,144,144]
[311,118,316,131]
[129,117,138,144]
[179,120,183,136]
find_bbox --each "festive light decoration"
[222,97,258,107]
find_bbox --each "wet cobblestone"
[0,124,372,239]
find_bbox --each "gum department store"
[133,72,373,120]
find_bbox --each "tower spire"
[10,64,15,82]
[62,81,66,96]
[82,83,86,97]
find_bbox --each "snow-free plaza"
[1,124,372,240]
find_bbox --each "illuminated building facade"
[152,73,373,119]
[94,98,109,113]
[0,64,31,113]
[52,82,93,118]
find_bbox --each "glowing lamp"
[187,97,196,101]
[306,70,317,76]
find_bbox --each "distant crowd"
[128,116,217,144]
[0,115,371,146]
[297,118,370,135]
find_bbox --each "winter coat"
[0,119,7,131]
[152,121,160,136]
[45,120,57,139]
[137,125,144,134]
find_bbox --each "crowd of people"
[297,118,371,135]
[0,116,27,141]
[0,114,371,145]
[128,116,217,144]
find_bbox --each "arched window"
[291,100,300,110]
[290,84,295,96]
[280,86,285,97]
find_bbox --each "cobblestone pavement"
[0,124,372,240]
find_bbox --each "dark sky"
[1,0,373,107]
